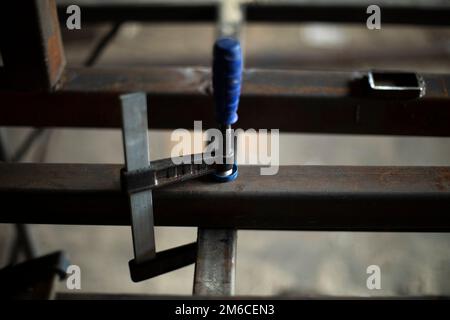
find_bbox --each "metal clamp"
[121,153,217,194]
[120,93,222,282]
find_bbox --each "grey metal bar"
[193,229,237,295]
[120,93,155,263]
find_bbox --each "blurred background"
[1,0,450,297]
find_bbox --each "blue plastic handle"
[213,37,243,126]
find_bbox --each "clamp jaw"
[120,37,242,282]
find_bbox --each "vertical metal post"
[193,0,244,296]
[0,0,66,90]
[193,229,237,295]
[120,93,156,263]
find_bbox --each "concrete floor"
[1,19,450,297]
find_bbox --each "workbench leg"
[193,229,237,296]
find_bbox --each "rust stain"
[46,0,66,88]
[47,36,63,81]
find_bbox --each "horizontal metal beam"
[56,0,450,26]
[1,67,450,136]
[1,163,450,231]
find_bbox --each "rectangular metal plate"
[120,92,155,263]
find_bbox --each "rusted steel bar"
[193,229,237,296]
[0,68,450,136]
[0,164,450,231]
[0,1,66,91]
[56,0,450,26]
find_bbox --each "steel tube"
[0,164,450,231]
[1,68,450,136]
[193,229,236,296]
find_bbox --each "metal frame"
[1,0,449,299]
